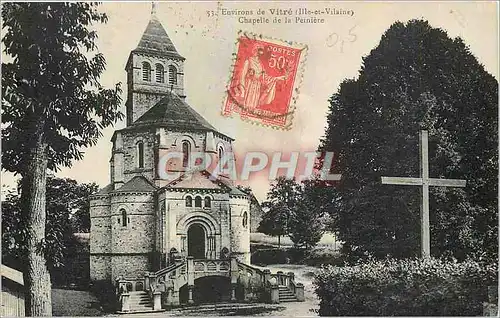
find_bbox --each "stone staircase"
[127,291,154,312]
[278,286,298,302]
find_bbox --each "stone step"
[280,298,298,302]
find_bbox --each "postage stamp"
[222,32,308,130]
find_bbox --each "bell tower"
[124,4,186,126]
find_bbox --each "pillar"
[120,293,130,312]
[153,291,162,310]
[230,257,239,301]
[187,285,194,304]
[295,283,305,302]
[270,285,280,304]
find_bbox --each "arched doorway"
[188,223,205,259]
[179,276,232,304]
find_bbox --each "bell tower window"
[156,64,164,83]
[137,142,144,168]
[182,140,190,168]
[142,62,151,81]
[168,65,177,85]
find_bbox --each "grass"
[52,288,104,316]
[250,232,343,267]
[250,232,341,251]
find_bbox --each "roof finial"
[151,2,157,15]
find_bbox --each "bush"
[251,248,290,265]
[89,280,118,313]
[314,258,497,316]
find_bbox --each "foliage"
[288,180,327,250]
[314,257,498,316]
[258,177,338,250]
[257,177,301,247]
[2,176,98,276]
[2,3,123,173]
[2,3,121,313]
[319,19,498,261]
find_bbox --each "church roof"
[114,176,157,193]
[132,93,218,132]
[95,183,114,195]
[217,178,250,197]
[133,15,183,59]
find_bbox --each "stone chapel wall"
[109,193,155,280]
[89,195,111,281]
[229,196,251,263]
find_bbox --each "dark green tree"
[288,179,337,250]
[2,3,122,315]
[320,20,498,261]
[2,177,98,284]
[258,177,301,248]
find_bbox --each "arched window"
[168,65,177,85]
[218,146,224,170]
[242,212,248,228]
[155,64,164,83]
[204,196,211,208]
[142,62,151,81]
[194,196,202,208]
[185,195,192,207]
[137,142,144,168]
[120,209,128,227]
[182,140,190,168]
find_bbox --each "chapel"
[89,11,251,283]
[89,9,303,311]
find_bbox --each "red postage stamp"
[222,32,308,130]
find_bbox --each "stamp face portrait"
[223,33,307,130]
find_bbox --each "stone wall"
[90,255,111,281]
[90,195,111,281]
[121,129,156,183]
[229,197,251,263]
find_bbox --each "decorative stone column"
[153,291,162,310]
[270,285,280,304]
[120,293,130,312]
[230,257,239,301]
[187,285,194,304]
[295,283,305,302]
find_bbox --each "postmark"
[222,31,308,130]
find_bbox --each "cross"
[381,130,466,258]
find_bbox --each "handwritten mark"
[326,25,357,53]
[450,9,466,28]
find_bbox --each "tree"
[288,179,338,251]
[2,177,99,284]
[2,3,123,315]
[320,20,498,261]
[258,177,301,248]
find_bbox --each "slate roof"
[132,93,218,132]
[95,183,114,195]
[217,178,249,197]
[133,15,183,59]
[114,176,157,193]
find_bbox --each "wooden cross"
[381,130,466,258]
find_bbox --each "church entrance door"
[187,224,206,259]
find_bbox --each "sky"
[2,1,498,202]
